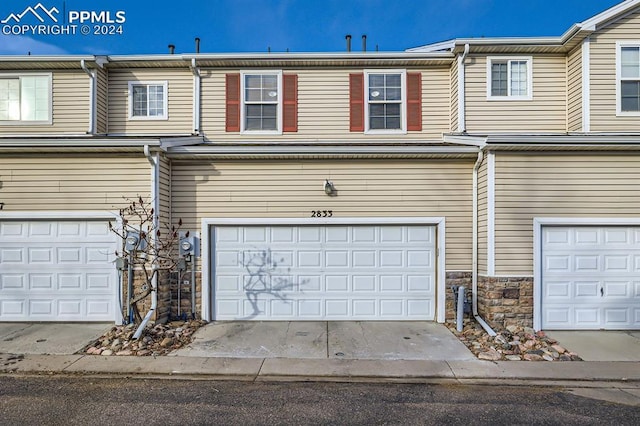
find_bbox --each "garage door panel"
[0,219,117,322]
[542,226,640,330]
[213,224,436,321]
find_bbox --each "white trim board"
[582,37,591,132]
[533,217,640,331]
[201,217,447,323]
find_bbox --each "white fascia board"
[582,38,591,132]
[0,211,119,220]
[0,55,95,62]
[406,40,456,53]
[579,0,640,31]
[442,134,487,147]
[167,145,479,156]
[159,136,205,149]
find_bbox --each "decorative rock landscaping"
[446,321,583,361]
[81,320,207,356]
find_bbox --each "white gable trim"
[582,37,591,132]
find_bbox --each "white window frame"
[486,56,533,101]
[127,81,168,120]
[364,69,407,134]
[616,41,640,116]
[240,70,283,134]
[0,73,52,125]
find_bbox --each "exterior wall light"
[324,179,337,196]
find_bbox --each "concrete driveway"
[171,321,478,361]
[546,330,640,361]
[0,323,111,355]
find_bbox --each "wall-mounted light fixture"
[324,179,337,196]
[0,202,4,210]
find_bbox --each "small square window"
[128,81,168,120]
[487,57,532,100]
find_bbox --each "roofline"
[580,0,640,31]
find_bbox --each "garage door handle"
[600,287,604,297]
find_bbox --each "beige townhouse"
[1,0,639,332]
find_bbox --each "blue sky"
[0,0,623,55]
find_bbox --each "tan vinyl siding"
[590,9,640,131]
[96,67,108,134]
[171,159,473,271]
[465,55,566,132]
[567,46,582,132]
[0,155,150,210]
[477,158,488,276]
[0,71,89,135]
[200,68,450,141]
[159,154,171,228]
[108,69,192,134]
[494,153,640,275]
[450,59,459,132]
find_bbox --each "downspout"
[457,43,470,133]
[473,150,496,336]
[80,59,96,135]
[134,144,160,339]
[190,58,201,135]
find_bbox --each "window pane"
[370,117,385,129]
[132,85,148,116]
[245,88,262,102]
[262,104,277,119]
[245,75,261,88]
[370,104,385,117]
[369,74,385,87]
[510,61,528,96]
[621,81,640,111]
[262,75,277,89]
[621,47,640,78]
[385,74,401,88]
[20,76,49,121]
[148,85,164,116]
[0,78,20,120]
[385,87,401,101]
[386,116,401,129]
[245,117,262,130]
[491,63,507,96]
[262,117,277,130]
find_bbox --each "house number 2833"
[311,210,333,217]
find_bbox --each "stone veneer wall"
[477,276,534,329]
[445,272,472,322]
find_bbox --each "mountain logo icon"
[1,3,59,24]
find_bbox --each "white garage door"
[212,225,436,320]
[542,226,640,330]
[0,219,118,321]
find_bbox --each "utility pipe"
[80,59,95,134]
[134,146,160,339]
[190,58,201,135]
[457,43,470,133]
[472,151,497,336]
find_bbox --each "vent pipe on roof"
[362,34,367,52]
[195,37,200,53]
[168,44,175,54]
[345,34,352,52]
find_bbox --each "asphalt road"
[0,377,638,425]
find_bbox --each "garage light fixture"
[324,179,337,196]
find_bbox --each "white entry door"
[212,225,437,320]
[0,219,118,321]
[542,226,640,329]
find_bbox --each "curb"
[2,353,639,386]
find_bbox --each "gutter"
[134,145,161,339]
[80,59,96,135]
[472,151,497,336]
[189,58,201,135]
